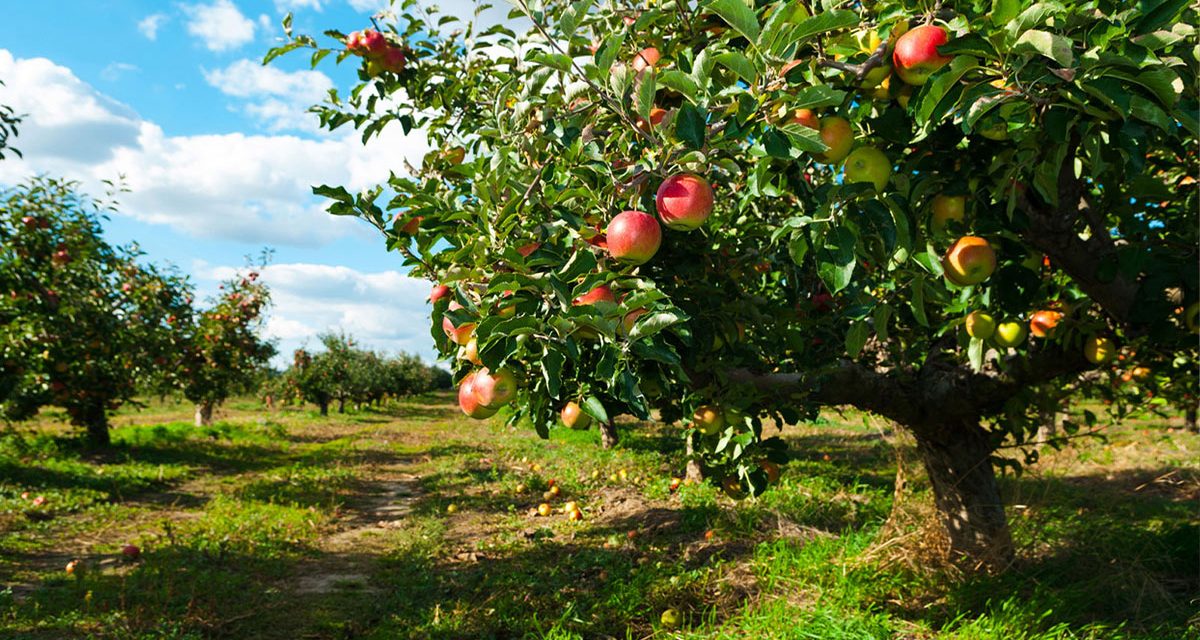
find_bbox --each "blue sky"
[0,0,461,364]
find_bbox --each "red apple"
[636,107,667,131]
[121,544,140,560]
[893,25,952,86]
[472,367,518,408]
[1029,310,1064,338]
[459,372,499,419]
[656,173,714,231]
[942,236,996,286]
[573,284,615,306]
[632,47,660,77]
[379,46,405,73]
[442,301,475,345]
[516,242,541,257]
[792,108,819,130]
[561,401,592,429]
[430,284,451,303]
[620,308,647,336]
[606,210,661,265]
[398,215,422,235]
[815,116,854,164]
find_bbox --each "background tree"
[273,0,1198,568]
[0,178,193,446]
[179,267,276,426]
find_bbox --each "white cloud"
[204,59,332,132]
[201,262,440,363]
[138,13,168,40]
[0,49,430,246]
[347,0,387,11]
[182,0,256,52]
[100,62,139,82]
[276,0,324,10]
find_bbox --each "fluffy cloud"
[0,50,430,246]
[203,59,333,132]
[201,261,438,363]
[276,0,325,10]
[182,0,256,52]
[138,13,168,40]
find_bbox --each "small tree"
[0,178,193,446]
[179,268,276,426]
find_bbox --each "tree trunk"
[685,437,704,482]
[1185,406,1197,433]
[76,403,110,447]
[194,402,214,427]
[1036,409,1060,444]
[319,400,329,416]
[912,420,1013,570]
[599,420,619,449]
[337,398,345,414]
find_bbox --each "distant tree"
[179,266,276,426]
[0,178,192,446]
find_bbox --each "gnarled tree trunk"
[912,419,1013,570]
[599,420,618,449]
[318,400,329,416]
[194,401,214,427]
[75,402,110,447]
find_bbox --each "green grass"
[0,393,1196,639]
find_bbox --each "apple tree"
[0,177,193,446]
[0,87,20,160]
[178,268,276,426]
[271,0,1198,567]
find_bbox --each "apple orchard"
[270,0,1198,568]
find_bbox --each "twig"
[817,38,891,85]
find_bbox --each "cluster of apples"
[345,28,406,74]
[521,476,583,521]
[964,307,1118,364]
[791,110,892,192]
[605,172,715,266]
[458,367,518,419]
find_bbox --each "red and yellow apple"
[692,405,725,435]
[892,24,952,85]
[656,173,714,231]
[442,301,476,345]
[942,236,996,286]
[573,284,615,306]
[1029,310,1064,338]
[815,116,854,164]
[472,367,518,408]
[792,108,819,130]
[561,401,592,429]
[607,210,661,265]
[632,47,660,77]
[458,372,499,419]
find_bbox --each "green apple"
[965,311,996,340]
[993,320,1027,348]
[843,146,891,192]
[1083,336,1115,365]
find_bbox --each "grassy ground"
[0,393,1196,639]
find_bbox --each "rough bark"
[318,400,329,416]
[194,402,214,427]
[599,420,618,449]
[685,437,704,482]
[912,420,1013,570]
[337,398,345,414]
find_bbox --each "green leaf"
[1012,30,1074,67]
[845,321,869,358]
[715,51,757,83]
[541,349,564,397]
[779,123,828,153]
[557,0,594,37]
[1005,3,1067,43]
[1130,95,1171,130]
[628,311,685,341]
[817,227,856,294]
[788,233,808,266]
[873,304,892,343]
[991,0,1021,25]
[936,33,999,60]
[692,47,715,92]
[594,30,627,77]
[915,56,977,124]
[659,70,700,104]
[706,0,760,42]
[1134,0,1189,35]
[775,10,858,53]
[968,337,984,372]
[582,395,609,423]
[676,103,707,150]
[910,276,929,327]
[532,51,575,73]
[636,69,656,121]
[1104,67,1183,108]
[788,84,846,109]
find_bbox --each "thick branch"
[729,362,920,426]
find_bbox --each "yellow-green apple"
[656,173,714,231]
[965,310,996,340]
[692,405,725,435]
[843,146,892,191]
[942,236,996,286]
[537,503,552,516]
[992,320,1027,348]
[607,210,662,265]
[442,301,476,345]
[632,47,659,77]
[458,336,482,365]
[815,116,854,164]
[1084,335,1115,364]
[458,372,499,419]
[661,608,682,629]
[1029,310,1064,338]
[892,24,952,85]
[1186,302,1199,333]
[861,63,892,89]
[561,401,592,429]
[568,507,583,521]
[573,284,615,306]
[931,194,966,232]
[723,406,746,428]
[472,367,518,408]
